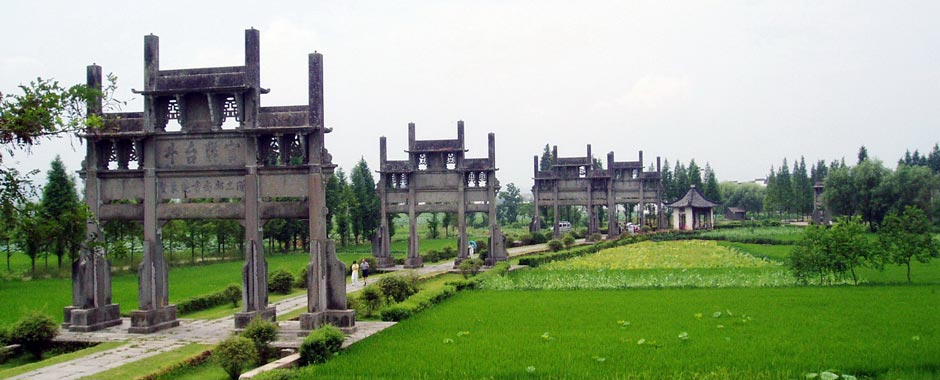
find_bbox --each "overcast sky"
[2,0,939,190]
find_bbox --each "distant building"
[724,207,747,221]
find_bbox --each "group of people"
[350,258,371,286]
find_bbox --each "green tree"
[763,168,778,214]
[851,159,890,228]
[823,165,855,217]
[325,172,341,237]
[39,156,85,269]
[879,206,940,283]
[886,164,934,215]
[687,159,703,190]
[791,157,813,219]
[539,144,553,171]
[828,216,874,284]
[775,159,793,216]
[673,161,689,198]
[701,163,721,204]
[857,145,869,164]
[497,182,523,225]
[927,143,940,174]
[15,202,49,273]
[350,158,379,244]
[660,159,675,200]
[427,213,440,239]
[441,212,453,237]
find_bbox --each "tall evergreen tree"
[702,163,721,203]
[660,159,674,200]
[763,168,778,214]
[539,144,553,171]
[927,143,940,174]
[775,159,793,215]
[39,156,84,268]
[325,173,341,238]
[857,145,869,164]
[350,158,379,244]
[687,159,703,190]
[792,157,813,218]
[674,162,689,197]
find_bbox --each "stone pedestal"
[299,310,356,333]
[234,306,276,329]
[404,256,423,269]
[129,305,179,334]
[63,304,122,332]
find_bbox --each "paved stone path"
[12,244,549,380]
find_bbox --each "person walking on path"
[350,260,360,285]
[360,258,371,285]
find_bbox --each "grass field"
[698,226,805,243]
[298,288,940,380]
[0,234,472,327]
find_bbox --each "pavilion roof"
[665,187,719,208]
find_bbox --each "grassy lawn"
[698,226,805,244]
[84,343,211,380]
[300,288,940,380]
[0,342,124,379]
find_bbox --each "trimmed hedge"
[140,349,212,380]
[378,262,513,322]
[176,284,241,315]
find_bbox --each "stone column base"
[374,256,396,268]
[234,306,277,329]
[128,305,180,334]
[404,256,423,269]
[63,304,122,332]
[299,309,356,333]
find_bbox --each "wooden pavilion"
[665,186,719,230]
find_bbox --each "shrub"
[563,234,576,249]
[518,233,534,245]
[214,335,258,380]
[253,368,300,380]
[588,233,603,242]
[379,304,413,322]
[223,284,241,307]
[547,239,564,252]
[11,311,58,359]
[577,228,589,239]
[295,266,308,288]
[242,317,279,363]
[531,231,548,244]
[441,246,457,259]
[422,249,441,263]
[268,269,295,294]
[458,258,484,278]
[0,325,9,345]
[358,285,385,317]
[376,275,417,304]
[299,325,345,365]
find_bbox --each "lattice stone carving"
[166,99,180,120]
[222,96,239,120]
[418,154,428,171]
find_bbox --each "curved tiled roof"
[665,187,719,208]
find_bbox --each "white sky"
[2,0,939,189]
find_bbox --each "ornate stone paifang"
[73,29,352,334]
[375,121,508,269]
[530,145,665,239]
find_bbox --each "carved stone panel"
[155,136,245,170]
[158,176,246,200]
